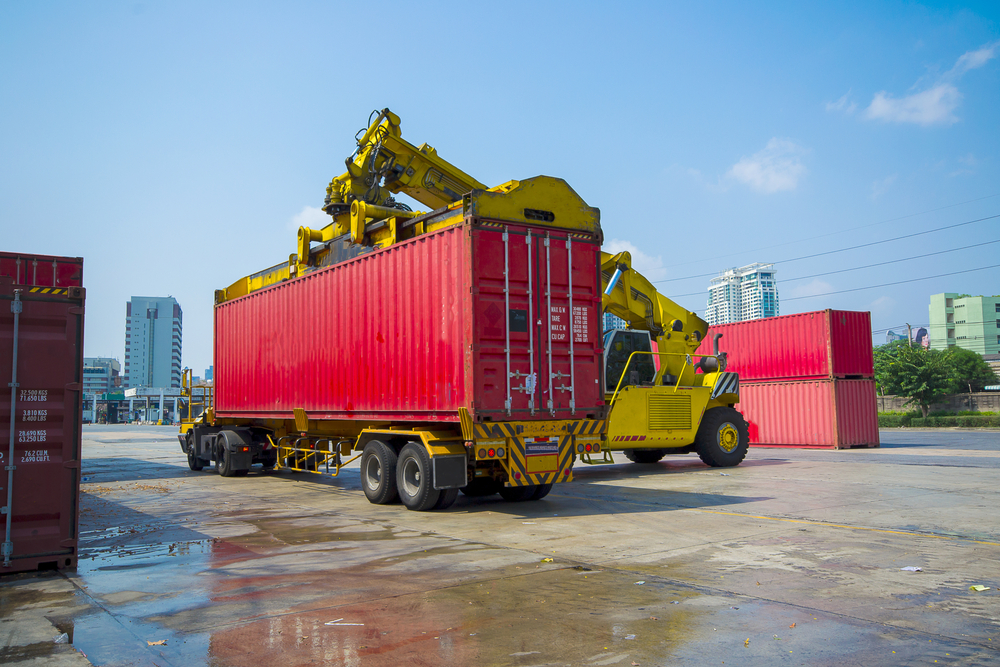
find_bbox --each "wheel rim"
[718,423,740,453]
[364,455,382,491]
[401,456,421,497]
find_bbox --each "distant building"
[123,296,182,389]
[984,354,1000,378]
[886,330,907,344]
[603,312,628,332]
[705,263,779,325]
[83,357,121,396]
[928,293,1000,355]
[205,365,213,381]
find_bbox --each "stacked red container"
[0,252,85,573]
[697,310,878,449]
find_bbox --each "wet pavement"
[3,426,1000,665]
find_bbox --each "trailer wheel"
[623,449,666,464]
[433,487,459,510]
[531,483,553,500]
[461,476,502,497]
[499,485,536,502]
[396,443,441,511]
[186,447,204,472]
[361,440,399,504]
[695,407,749,468]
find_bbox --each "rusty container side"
[0,270,85,574]
[737,378,879,449]
[0,252,84,289]
[697,309,873,381]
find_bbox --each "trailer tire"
[623,449,666,464]
[499,485,536,502]
[186,447,204,472]
[397,443,441,511]
[433,487,459,510]
[361,440,399,505]
[461,476,502,497]
[695,407,749,468]
[531,483,553,500]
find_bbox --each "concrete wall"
[877,392,1000,413]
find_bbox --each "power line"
[663,192,1000,270]
[665,238,1000,299]
[655,213,1000,284]
[783,264,1000,302]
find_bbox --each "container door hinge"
[4,466,15,471]
[0,507,7,515]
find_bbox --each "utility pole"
[906,323,913,348]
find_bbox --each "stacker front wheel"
[694,407,749,468]
[397,443,441,511]
[361,440,399,504]
[186,447,204,471]
[216,442,236,477]
[623,449,666,464]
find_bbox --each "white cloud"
[289,205,329,231]
[603,239,667,282]
[948,42,999,77]
[871,174,897,200]
[863,43,998,127]
[825,92,857,115]
[728,138,807,194]
[789,279,833,299]
[865,83,961,126]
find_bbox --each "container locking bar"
[3,290,23,566]
[503,227,511,415]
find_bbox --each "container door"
[472,225,603,420]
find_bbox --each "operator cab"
[603,329,656,392]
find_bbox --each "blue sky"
[2,1,998,375]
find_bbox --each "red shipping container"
[696,310,873,382]
[737,378,879,449]
[0,262,85,574]
[215,222,605,423]
[0,252,84,289]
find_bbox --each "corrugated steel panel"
[696,310,873,381]
[214,221,604,423]
[0,266,85,573]
[738,378,879,449]
[0,252,84,288]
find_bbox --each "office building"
[928,293,1000,355]
[83,357,121,396]
[603,312,628,332]
[705,263,779,325]
[123,296,183,389]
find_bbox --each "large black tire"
[216,442,236,477]
[531,483,553,500]
[623,449,666,464]
[361,440,399,505]
[461,476,502,497]
[695,407,749,467]
[397,443,441,511]
[499,485,536,502]
[185,433,204,471]
[433,487,459,510]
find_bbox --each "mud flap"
[433,454,467,490]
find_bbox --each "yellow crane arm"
[600,250,707,352]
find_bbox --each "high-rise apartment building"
[83,357,121,396]
[705,263,779,325]
[928,293,1000,355]
[123,296,182,388]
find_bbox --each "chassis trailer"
[180,178,609,510]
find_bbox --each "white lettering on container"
[573,306,589,343]
[18,430,47,444]
[19,389,48,402]
[20,449,51,463]
[22,409,47,422]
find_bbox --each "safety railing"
[271,435,361,477]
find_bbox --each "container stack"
[697,310,879,449]
[0,252,85,573]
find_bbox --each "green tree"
[873,340,907,396]
[877,344,950,417]
[943,347,999,394]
